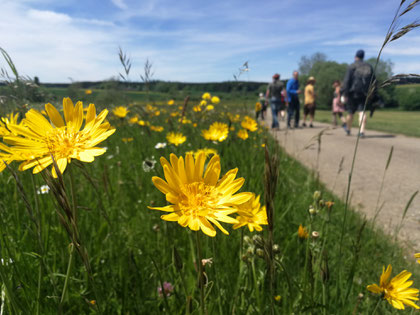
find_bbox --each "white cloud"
[111,0,128,10]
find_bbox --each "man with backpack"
[341,49,375,138]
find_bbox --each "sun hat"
[272,73,280,80]
[308,76,316,82]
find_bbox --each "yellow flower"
[367,265,420,310]
[85,89,92,95]
[415,253,420,264]
[255,102,262,112]
[200,100,207,106]
[149,152,252,237]
[122,137,134,143]
[0,112,21,136]
[274,295,281,302]
[150,125,164,132]
[211,96,220,104]
[241,116,258,132]
[193,105,202,112]
[154,110,161,116]
[193,123,197,128]
[3,98,115,177]
[237,129,248,140]
[298,225,309,239]
[202,92,211,100]
[166,132,186,146]
[202,122,229,142]
[233,194,268,232]
[167,99,175,106]
[206,105,214,111]
[178,106,184,111]
[170,112,180,117]
[129,116,139,124]
[227,113,240,123]
[113,106,129,118]
[138,120,146,126]
[193,148,218,158]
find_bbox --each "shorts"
[303,103,316,116]
[346,96,370,114]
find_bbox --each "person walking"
[302,76,316,128]
[266,73,287,129]
[341,49,375,137]
[332,80,346,127]
[255,93,267,120]
[286,71,301,129]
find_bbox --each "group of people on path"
[258,49,375,138]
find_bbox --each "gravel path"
[264,110,420,251]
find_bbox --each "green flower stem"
[59,243,74,308]
[195,232,206,315]
[371,298,382,315]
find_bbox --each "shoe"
[309,124,314,128]
[359,132,365,138]
[342,122,347,128]
[346,130,350,136]
[287,125,293,129]
[302,123,307,127]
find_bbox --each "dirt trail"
[264,111,420,250]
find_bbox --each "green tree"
[298,52,328,75]
[366,58,397,107]
[307,61,348,109]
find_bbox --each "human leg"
[294,99,300,127]
[358,111,367,134]
[270,101,279,129]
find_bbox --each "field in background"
[314,110,420,138]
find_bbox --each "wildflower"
[202,122,229,142]
[122,137,134,143]
[325,201,334,209]
[193,105,202,112]
[170,112,180,117]
[142,157,157,172]
[194,148,217,158]
[311,231,320,239]
[227,113,240,123]
[150,125,164,132]
[90,300,96,305]
[85,89,92,95]
[202,92,211,100]
[193,123,197,128]
[3,98,115,177]
[211,96,220,104]
[201,258,213,267]
[233,194,268,232]
[415,253,420,264]
[155,142,167,149]
[166,132,186,146]
[206,105,214,111]
[200,100,207,107]
[37,185,50,195]
[274,295,281,302]
[129,116,139,124]
[149,152,251,237]
[313,191,321,200]
[138,120,146,126]
[241,116,258,132]
[167,99,175,106]
[158,282,174,297]
[154,110,161,116]
[237,129,249,140]
[298,224,309,239]
[261,144,266,147]
[113,106,129,118]
[367,265,420,310]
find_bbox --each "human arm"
[341,65,353,96]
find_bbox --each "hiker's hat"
[308,76,316,83]
[272,73,280,80]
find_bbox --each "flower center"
[178,182,219,217]
[46,127,82,159]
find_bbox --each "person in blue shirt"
[286,71,301,128]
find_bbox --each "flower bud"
[256,248,265,258]
[313,191,321,200]
[311,231,320,240]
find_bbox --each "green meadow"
[0,96,418,314]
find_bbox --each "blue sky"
[1,0,419,83]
